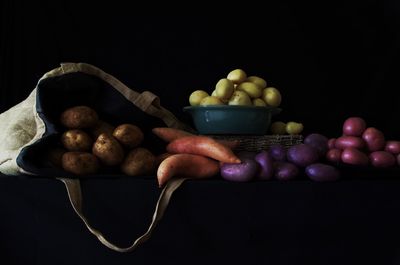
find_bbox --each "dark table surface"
[1,171,400,265]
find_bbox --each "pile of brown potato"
[49,105,156,176]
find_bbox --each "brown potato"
[62,152,99,175]
[60,106,99,129]
[61,129,93,151]
[92,133,124,166]
[46,147,67,168]
[121,148,156,176]
[91,120,115,139]
[113,124,144,148]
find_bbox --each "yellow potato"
[252,98,267,107]
[60,106,99,129]
[92,133,124,166]
[215,78,234,100]
[91,120,115,139]
[246,76,267,89]
[237,82,262,98]
[286,122,304,135]
[270,121,287,134]
[113,124,144,148]
[46,148,67,168]
[262,87,282,107]
[120,148,156,176]
[189,90,209,106]
[61,129,93,151]
[200,96,224,106]
[228,91,252,106]
[227,69,247,84]
[62,152,99,175]
[211,90,229,104]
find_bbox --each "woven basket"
[211,134,303,152]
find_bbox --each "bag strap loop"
[58,177,187,252]
[133,91,161,111]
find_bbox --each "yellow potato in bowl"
[189,90,209,106]
[228,91,252,106]
[200,96,224,106]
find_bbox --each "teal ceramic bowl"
[183,105,281,135]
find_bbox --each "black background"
[1,0,399,138]
[2,1,400,265]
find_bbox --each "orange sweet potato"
[157,154,220,187]
[153,127,239,149]
[152,127,193,142]
[166,135,241,164]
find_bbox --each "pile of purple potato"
[220,117,400,182]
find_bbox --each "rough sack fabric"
[0,62,190,252]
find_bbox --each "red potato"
[369,151,396,168]
[327,138,337,149]
[341,147,369,166]
[335,136,365,150]
[362,127,385,152]
[384,141,400,155]
[343,117,366,136]
[166,136,241,164]
[326,148,342,163]
[157,154,220,187]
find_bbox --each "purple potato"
[254,150,274,180]
[305,163,340,182]
[287,144,319,167]
[274,162,299,181]
[220,158,259,182]
[304,133,329,157]
[268,144,286,161]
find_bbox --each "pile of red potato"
[326,117,400,168]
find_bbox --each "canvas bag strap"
[58,177,186,252]
[59,63,192,131]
